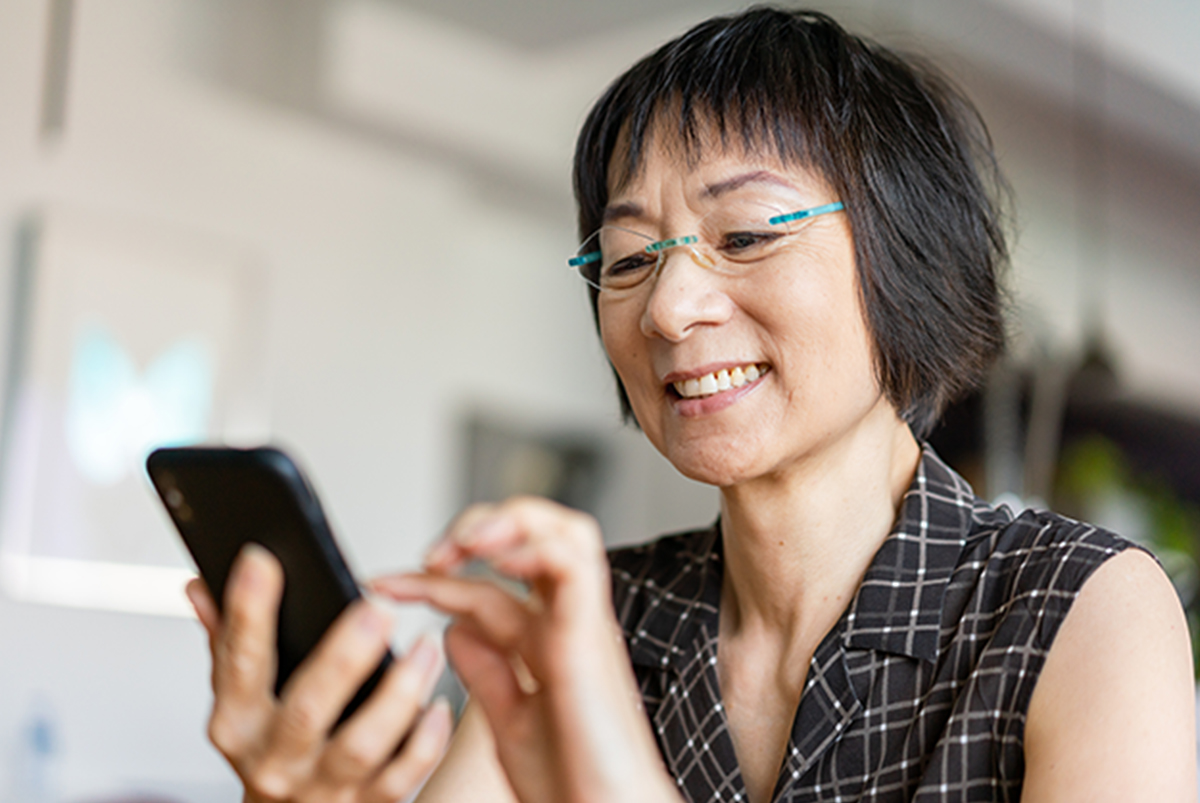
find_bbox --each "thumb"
[444,623,524,723]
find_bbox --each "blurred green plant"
[1056,435,1200,676]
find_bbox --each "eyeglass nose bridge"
[644,234,717,273]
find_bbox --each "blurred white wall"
[0,1,715,799]
[0,0,1196,800]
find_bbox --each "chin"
[634,403,774,487]
[659,437,769,488]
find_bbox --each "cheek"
[762,250,879,400]
[599,298,649,392]
[597,298,627,367]
[599,299,670,446]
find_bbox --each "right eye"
[601,253,656,286]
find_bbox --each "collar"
[840,445,976,662]
[623,445,979,669]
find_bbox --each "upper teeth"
[673,364,766,399]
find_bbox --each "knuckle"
[331,732,378,777]
[317,642,353,675]
[575,520,607,562]
[220,628,269,685]
[208,708,246,755]
[224,596,259,638]
[505,495,548,521]
[322,645,372,688]
[450,503,493,532]
[565,520,592,550]
[245,764,292,800]
[371,766,417,803]
[224,645,262,688]
[278,692,326,741]
[569,509,601,540]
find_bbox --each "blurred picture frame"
[0,207,269,616]
[462,411,608,516]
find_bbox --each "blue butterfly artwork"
[64,324,215,486]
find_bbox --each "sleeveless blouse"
[607,446,1137,802]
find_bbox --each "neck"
[717,399,921,648]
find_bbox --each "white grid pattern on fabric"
[609,446,1138,803]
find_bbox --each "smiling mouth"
[670,363,770,399]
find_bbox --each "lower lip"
[670,373,767,417]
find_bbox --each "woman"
[187,8,1196,802]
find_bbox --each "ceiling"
[380,0,1200,104]
[381,0,718,49]
[186,0,1200,210]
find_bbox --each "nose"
[640,246,734,342]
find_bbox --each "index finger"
[186,577,220,638]
[186,577,220,677]
[443,497,607,590]
[424,504,497,572]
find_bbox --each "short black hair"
[572,6,1009,439]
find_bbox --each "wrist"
[622,770,686,803]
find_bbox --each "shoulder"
[934,505,1150,711]
[958,506,1142,620]
[916,448,1142,628]
[972,503,1133,562]
[1021,547,1196,802]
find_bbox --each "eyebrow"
[703,171,797,198]
[601,171,798,223]
[602,201,644,224]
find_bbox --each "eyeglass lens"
[569,199,843,291]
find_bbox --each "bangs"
[577,8,846,235]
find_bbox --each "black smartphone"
[146,445,391,726]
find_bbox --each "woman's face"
[597,137,892,487]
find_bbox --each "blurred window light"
[0,209,267,617]
[66,325,214,486]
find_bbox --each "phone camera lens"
[166,488,184,509]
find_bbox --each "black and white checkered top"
[608,446,1137,802]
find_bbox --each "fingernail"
[356,603,390,637]
[242,543,273,568]
[424,540,454,566]
[461,515,509,547]
[378,574,420,595]
[409,633,440,676]
[455,517,492,546]
[184,580,204,609]
[234,543,269,590]
[414,697,453,749]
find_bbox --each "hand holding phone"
[148,446,390,720]
[148,447,453,801]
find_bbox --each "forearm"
[550,642,682,803]
[416,701,520,803]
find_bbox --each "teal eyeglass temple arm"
[568,251,601,268]
[567,202,845,268]
[767,201,844,225]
